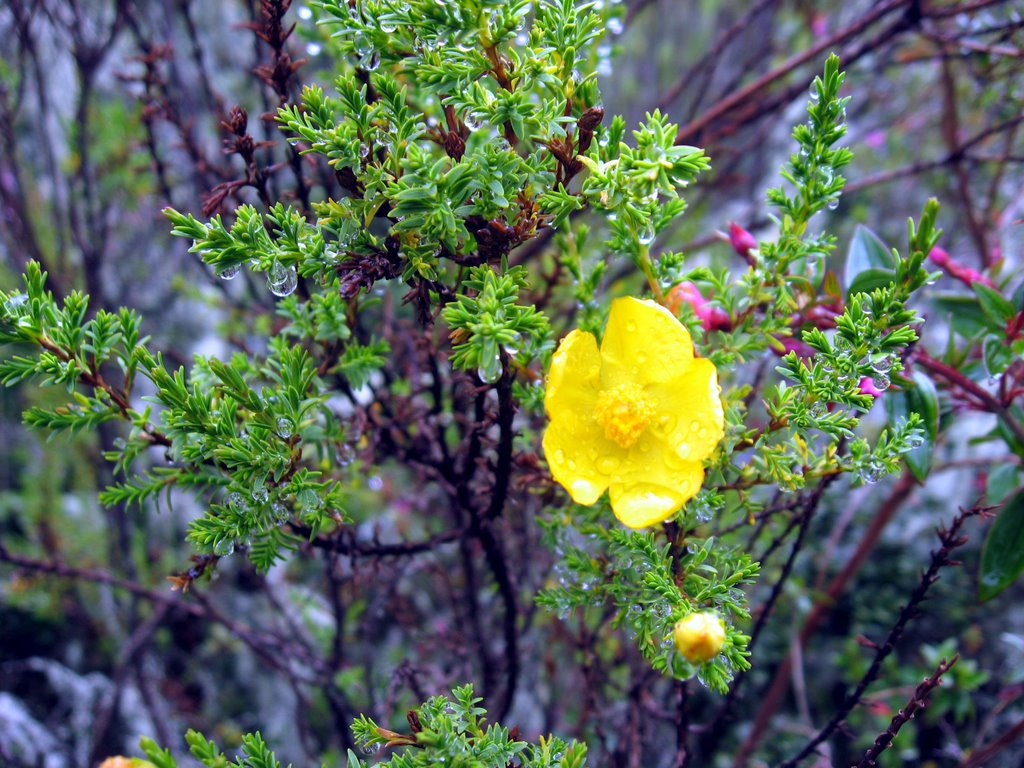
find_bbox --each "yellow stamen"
[594,382,653,448]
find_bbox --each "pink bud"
[858,376,884,397]
[666,282,732,332]
[728,222,757,261]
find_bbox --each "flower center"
[594,382,654,448]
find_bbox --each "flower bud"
[99,758,156,768]
[673,611,726,663]
[728,222,758,262]
[665,282,732,332]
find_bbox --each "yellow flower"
[673,612,726,662]
[543,296,724,528]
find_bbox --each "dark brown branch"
[781,504,983,767]
[856,655,960,768]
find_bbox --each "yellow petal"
[608,444,705,528]
[649,358,725,462]
[600,297,694,386]
[543,415,615,505]
[545,329,601,419]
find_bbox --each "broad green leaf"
[848,267,897,296]
[974,282,1014,327]
[845,225,894,292]
[979,489,1024,601]
[986,464,1020,504]
[933,294,992,338]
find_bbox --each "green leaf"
[845,225,895,292]
[974,283,1014,327]
[847,267,897,296]
[979,489,1024,601]
[896,371,939,481]
[986,464,1020,505]
[933,294,991,338]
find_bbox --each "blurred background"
[1,1,1022,766]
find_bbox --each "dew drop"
[827,198,840,211]
[251,483,269,505]
[276,417,294,439]
[213,539,235,557]
[380,19,397,33]
[271,501,290,524]
[361,742,381,755]
[217,264,241,280]
[267,261,298,297]
[908,434,924,449]
[860,460,883,485]
[298,487,322,509]
[353,32,373,56]
[637,221,656,245]
[227,492,246,510]
[809,401,826,419]
[809,84,820,100]
[464,112,482,131]
[871,373,890,392]
[597,455,620,474]
[871,354,894,373]
[360,50,381,71]
[335,443,355,466]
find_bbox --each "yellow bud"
[673,612,726,663]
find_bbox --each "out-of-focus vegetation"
[1,2,1023,767]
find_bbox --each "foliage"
[2,1,1023,767]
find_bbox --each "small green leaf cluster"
[537,503,758,693]
[133,685,587,768]
[441,265,551,383]
[766,52,852,236]
[138,729,280,768]
[352,684,588,767]
[580,110,709,252]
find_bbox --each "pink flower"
[928,247,995,289]
[728,222,758,264]
[666,282,731,331]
